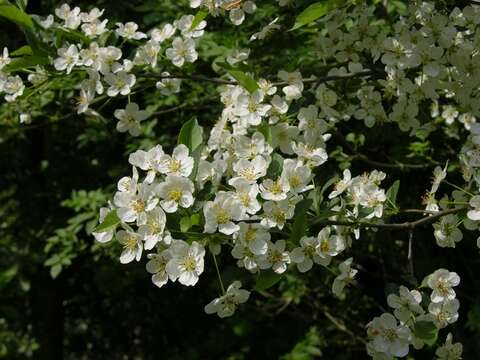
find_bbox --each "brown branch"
[312,207,466,230]
[351,154,438,170]
[146,70,375,88]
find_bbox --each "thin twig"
[312,207,466,230]
[351,154,438,170]
[146,70,375,87]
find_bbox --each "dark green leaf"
[257,122,271,144]
[291,0,346,31]
[254,271,282,291]
[289,198,313,244]
[10,45,32,56]
[386,180,400,210]
[218,62,259,93]
[266,153,283,179]
[94,210,120,232]
[0,3,33,29]
[180,216,191,232]
[413,321,438,346]
[3,55,49,72]
[177,118,204,152]
[190,9,208,30]
[50,264,62,279]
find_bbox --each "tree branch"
[146,70,375,87]
[312,207,465,230]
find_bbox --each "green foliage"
[177,118,204,152]
[413,321,438,346]
[291,0,347,30]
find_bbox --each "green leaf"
[266,153,284,179]
[180,216,191,233]
[50,264,62,279]
[177,118,204,152]
[289,198,313,244]
[218,62,259,93]
[254,271,282,291]
[413,321,438,346]
[291,0,346,31]
[0,3,33,29]
[190,9,208,30]
[3,55,49,72]
[10,45,32,56]
[0,265,18,288]
[386,180,400,210]
[257,122,272,144]
[94,210,120,232]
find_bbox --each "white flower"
[155,144,194,177]
[233,132,271,160]
[230,156,268,184]
[329,169,352,199]
[259,178,289,201]
[435,333,463,360]
[298,105,328,143]
[116,22,147,40]
[204,281,250,318]
[228,1,256,26]
[146,249,172,288]
[166,240,205,286]
[387,286,424,323]
[428,299,460,328]
[19,113,32,124]
[431,163,448,194]
[156,72,181,95]
[261,198,295,229]
[150,23,176,43]
[332,257,357,298]
[55,4,81,29]
[230,178,261,215]
[155,175,194,213]
[467,195,480,221]
[196,159,226,188]
[175,14,206,38]
[281,159,313,194]
[114,102,149,136]
[433,214,463,248]
[113,179,158,225]
[426,269,460,303]
[366,313,411,358]
[138,207,167,250]
[81,19,109,37]
[278,70,303,101]
[203,192,244,235]
[442,105,458,125]
[105,71,136,97]
[117,230,143,264]
[81,7,105,22]
[227,48,250,66]
[234,90,271,126]
[271,123,299,154]
[166,37,198,67]
[54,45,79,74]
[315,227,346,266]
[258,240,290,274]
[0,47,11,70]
[250,17,280,41]
[290,236,323,272]
[235,222,270,255]
[128,145,164,183]
[134,40,161,67]
[3,76,26,102]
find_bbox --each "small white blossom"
[204,281,250,318]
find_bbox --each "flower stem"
[212,253,225,295]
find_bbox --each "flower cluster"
[366,269,461,359]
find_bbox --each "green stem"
[212,253,225,295]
